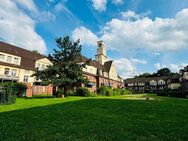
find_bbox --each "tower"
[95,40,107,64]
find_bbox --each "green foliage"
[97,87,113,96]
[97,86,107,96]
[33,36,87,95]
[66,89,75,96]
[98,87,132,96]
[0,82,27,97]
[168,90,185,98]
[55,88,64,97]
[120,89,132,95]
[76,87,91,97]
[0,83,17,105]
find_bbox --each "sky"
[1,0,188,78]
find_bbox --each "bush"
[0,83,17,105]
[66,89,75,96]
[121,89,132,95]
[76,87,91,97]
[97,86,107,96]
[113,88,122,96]
[13,83,27,97]
[56,88,64,97]
[168,90,185,98]
[97,87,113,96]
[157,90,168,96]
[0,82,27,97]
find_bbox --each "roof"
[76,55,107,71]
[104,61,113,72]
[124,76,170,83]
[0,41,47,70]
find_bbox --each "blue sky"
[1,0,188,78]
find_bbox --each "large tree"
[156,68,171,77]
[33,36,87,95]
[180,66,188,74]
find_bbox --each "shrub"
[168,90,185,98]
[121,89,132,95]
[157,90,168,96]
[56,88,64,97]
[13,83,27,97]
[97,86,107,96]
[0,82,27,97]
[106,87,113,96]
[97,87,113,96]
[76,87,91,97]
[0,83,16,105]
[113,88,122,96]
[66,89,75,96]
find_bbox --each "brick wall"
[26,84,53,97]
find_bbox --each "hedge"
[97,87,132,96]
[0,82,27,105]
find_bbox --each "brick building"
[76,41,124,92]
[0,40,123,95]
[0,41,53,97]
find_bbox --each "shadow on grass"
[0,98,188,141]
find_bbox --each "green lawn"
[0,94,188,141]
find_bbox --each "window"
[7,56,12,63]
[14,57,19,64]
[41,64,45,69]
[23,75,29,82]
[0,54,5,61]
[37,63,40,69]
[4,68,10,76]
[11,69,17,77]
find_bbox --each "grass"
[0,94,188,141]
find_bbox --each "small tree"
[33,36,87,95]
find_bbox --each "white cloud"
[113,58,147,78]
[121,10,151,20]
[38,11,56,22]
[154,63,188,72]
[15,0,38,13]
[0,0,47,54]
[130,58,147,65]
[154,63,166,70]
[72,26,99,46]
[121,10,140,20]
[91,0,107,12]
[112,0,124,5]
[72,8,188,53]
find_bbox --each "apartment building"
[0,41,53,96]
[76,41,124,92]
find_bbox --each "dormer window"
[7,56,12,63]
[0,54,5,61]
[14,57,19,64]
[42,64,45,69]
[37,63,40,69]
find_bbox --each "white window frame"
[23,75,29,82]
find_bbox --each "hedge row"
[0,82,27,105]
[97,87,132,96]
[64,87,132,97]
[157,89,186,98]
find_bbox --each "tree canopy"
[33,36,87,93]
